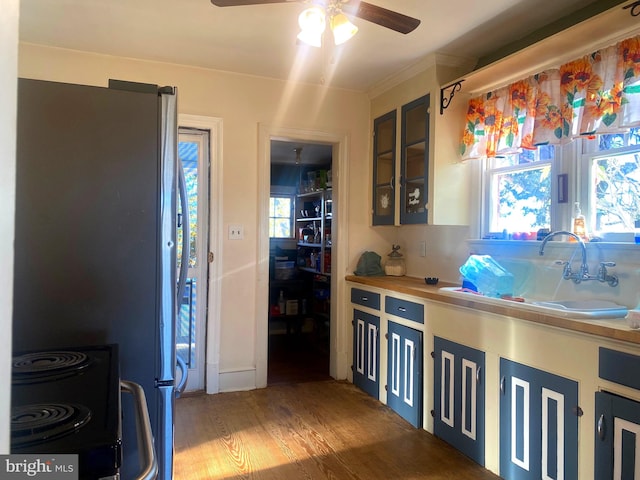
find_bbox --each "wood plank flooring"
[174,380,501,480]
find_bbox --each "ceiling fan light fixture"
[330,13,358,45]
[298,6,326,47]
[297,29,323,48]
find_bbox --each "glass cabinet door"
[372,110,396,225]
[400,94,430,224]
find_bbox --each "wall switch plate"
[228,224,244,240]
[419,241,427,257]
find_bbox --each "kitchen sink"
[438,287,629,320]
[529,300,629,318]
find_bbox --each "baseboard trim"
[205,361,220,394]
[218,367,257,392]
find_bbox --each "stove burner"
[12,351,91,384]
[11,403,92,448]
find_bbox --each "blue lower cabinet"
[595,391,640,479]
[433,337,485,465]
[352,309,380,399]
[499,358,579,480]
[386,321,423,427]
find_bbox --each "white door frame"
[178,114,223,394]
[256,124,350,388]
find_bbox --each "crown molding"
[367,52,476,99]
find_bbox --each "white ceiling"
[18,0,612,92]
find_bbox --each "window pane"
[178,140,199,268]
[405,142,425,178]
[273,218,290,237]
[404,103,427,144]
[599,133,626,150]
[272,197,291,217]
[177,278,197,367]
[376,117,395,153]
[404,180,425,215]
[490,165,551,233]
[269,196,293,238]
[376,152,394,184]
[375,186,393,216]
[592,152,640,231]
[490,146,554,169]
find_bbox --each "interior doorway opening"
[267,139,334,385]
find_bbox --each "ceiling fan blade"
[344,1,420,34]
[210,0,290,6]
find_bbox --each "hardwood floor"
[174,380,501,480]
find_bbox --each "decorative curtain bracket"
[440,80,465,115]
[623,1,640,16]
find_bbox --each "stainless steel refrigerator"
[12,78,188,480]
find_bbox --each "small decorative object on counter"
[385,244,406,276]
[537,228,551,241]
[425,277,439,285]
[626,308,640,329]
[354,251,384,276]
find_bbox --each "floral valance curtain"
[461,35,640,160]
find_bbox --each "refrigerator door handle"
[177,160,190,305]
[121,380,158,480]
[175,355,188,397]
[175,156,190,395]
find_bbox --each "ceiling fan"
[210,1,421,42]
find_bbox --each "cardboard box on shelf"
[285,299,299,315]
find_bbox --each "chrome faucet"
[538,230,618,286]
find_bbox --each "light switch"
[419,241,427,257]
[228,224,244,240]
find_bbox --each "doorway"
[176,127,210,392]
[175,114,222,394]
[267,140,333,385]
[256,125,349,389]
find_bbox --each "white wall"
[1,0,19,452]
[18,44,371,390]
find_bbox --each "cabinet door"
[372,110,396,225]
[500,359,579,480]
[387,321,423,427]
[595,391,640,479]
[353,309,380,399]
[433,337,485,466]
[400,94,430,225]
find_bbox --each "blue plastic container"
[459,255,514,298]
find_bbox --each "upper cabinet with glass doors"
[372,94,430,226]
[400,94,430,224]
[372,110,396,225]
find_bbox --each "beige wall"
[18,43,377,389]
[2,0,19,452]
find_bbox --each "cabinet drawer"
[599,347,640,390]
[385,296,424,324]
[351,288,380,310]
